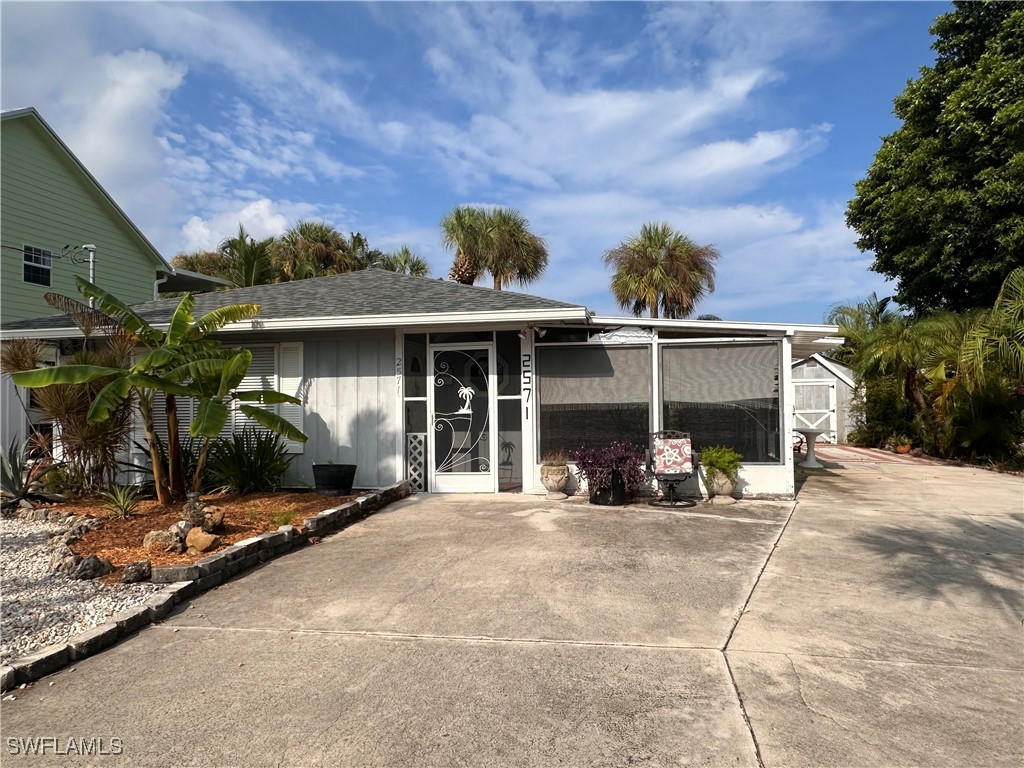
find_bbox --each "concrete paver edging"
[0,481,411,693]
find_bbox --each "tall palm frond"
[603,222,719,319]
[220,225,276,287]
[272,220,356,280]
[381,246,430,276]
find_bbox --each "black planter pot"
[312,464,357,496]
[588,469,629,506]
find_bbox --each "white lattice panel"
[407,433,426,492]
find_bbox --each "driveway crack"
[721,498,798,768]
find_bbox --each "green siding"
[1,116,163,322]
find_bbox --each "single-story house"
[0,269,842,498]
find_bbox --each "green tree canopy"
[441,206,548,290]
[603,222,720,319]
[846,1,1024,314]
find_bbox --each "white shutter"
[278,342,304,453]
[232,345,277,436]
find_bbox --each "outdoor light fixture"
[517,329,527,340]
[536,328,547,338]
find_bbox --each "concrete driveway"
[1,458,1021,767]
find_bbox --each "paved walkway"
[1,461,1020,766]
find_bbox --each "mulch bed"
[33,491,352,574]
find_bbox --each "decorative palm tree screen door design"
[429,346,496,492]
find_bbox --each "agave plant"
[1,439,60,513]
[98,483,143,519]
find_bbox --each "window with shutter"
[130,342,304,456]
[232,345,277,435]
[278,342,305,454]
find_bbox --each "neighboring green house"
[1,107,224,323]
[0,107,225,448]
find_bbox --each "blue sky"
[2,1,947,323]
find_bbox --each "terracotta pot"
[895,444,912,455]
[540,464,569,497]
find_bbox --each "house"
[0,269,842,498]
[0,107,227,448]
[791,353,855,444]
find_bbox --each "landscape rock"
[61,517,101,546]
[185,527,220,554]
[71,555,114,581]
[202,506,225,533]
[143,530,176,552]
[49,547,82,576]
[121,560,152,583]
[168,521,193,540]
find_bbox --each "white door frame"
[427,342,498,493]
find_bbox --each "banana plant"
[13,278,274,504]
[164,349,306,492]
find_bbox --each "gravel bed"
[1,516,160,664]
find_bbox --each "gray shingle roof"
[1,269,586,332]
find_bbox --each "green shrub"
[99,484,142,519]
[207,428,294,495]
[699,445,742,482]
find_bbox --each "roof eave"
[0,306,591,339]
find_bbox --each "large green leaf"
[187,304,261,341]
[165,356,232,385]
[134,347,179,373]
[191,398,230,438]
[233,390,300,405]
[218,350,252,397]
[12,365,122,387]
[165,294,196,346]
[123,373,196,397]
[238,405,308,443]
[75,277,162,343]
[86,377,134,422]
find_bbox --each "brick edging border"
[0,481,412,694]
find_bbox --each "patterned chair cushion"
[654,438,693,475]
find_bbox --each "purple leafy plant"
[570,441,647,497]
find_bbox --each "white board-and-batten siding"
[286,329,399,490]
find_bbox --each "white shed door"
[793,379,837,442]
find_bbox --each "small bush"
[571,442,647,497]
[270,510,295,527]
[541,449,570,466]
[207,429,294,495]
[699,445,742,482]
[99,484,142,519]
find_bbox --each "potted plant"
[312,460,357,496]
[539,450,570,500]
[699,445,742,498]
[571,442,646,506]
[888,434,913,454]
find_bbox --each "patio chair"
[648,430,696,507]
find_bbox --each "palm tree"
[442,206,487,285]
[441,206,549,290]
[272,220,356,281]
[171,249,233,282]
[826,292,896,365]
[603,223,720,319]
[380,245,430,276]
[219,225,276,287]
